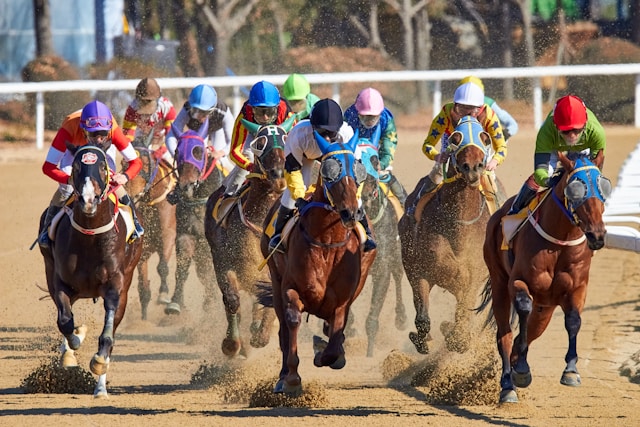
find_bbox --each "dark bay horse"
[164,125,224,315]
[205,119,293,357]
[259,130,376,396]
[398,116,501,355]
[125,143,177,320]
[359,143,407,357]
[479,150,610,403]
[38,145,142,397]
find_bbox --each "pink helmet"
[355,88,384,115]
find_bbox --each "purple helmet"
[80,100,113,132]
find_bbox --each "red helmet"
[553,95,587,131]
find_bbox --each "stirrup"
[38,229,51,248]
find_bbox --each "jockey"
[268,98,377,253]
[507,94,606,215]
[405,81,507,216]
[282,73,320,121]
[121,77,177,163]
[344,87,408,206]
[223,80,294,197]
[165,84,236,173]
[459,75,519,141]
[38,100,144,248]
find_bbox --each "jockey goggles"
[83,117,112,129]
[358,114,380,128]
[253,106,278,123]
[189,106,213,120]
[454,104,480,116]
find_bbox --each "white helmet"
[453,82,484,107]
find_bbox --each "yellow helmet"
[459,75,484,91]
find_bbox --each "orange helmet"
[553,95,587,131]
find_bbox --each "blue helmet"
[249,81,280,107]
[80,100,113,132]
[188,84,217,110]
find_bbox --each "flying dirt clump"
[249,379,329,408]
[20,356,96,394]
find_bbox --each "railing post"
[36,91,45,150]
[233,85,241,117]
[432,80,441,118]
[533,78,543,130]
[636,74,640,128]
[332,82,340,106]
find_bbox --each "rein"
[525,187,587,247]
[298,202,352,249]
[68,184,120,236]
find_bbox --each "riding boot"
[38,204,63,248]
[269,205,294,252]
[121,194,144,241]
[406,176,437,217]
[388,173,408,207]
[359,215,377,252]
[507,183,537,216]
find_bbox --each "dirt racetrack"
[1,119,640,427]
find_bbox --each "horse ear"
[347,128,360,153]
[313,130,331,155]
[282,115,296,133]
[241,119,261,135]
[197,120,209,141]
[170,121,182,140]
[66,141,78,154]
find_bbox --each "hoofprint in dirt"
[1,124,639,426]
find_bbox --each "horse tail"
[475,276,496,329]
[255,281,274,307]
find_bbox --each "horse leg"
[392,266,407,331]
[280,289,303,396]
[166,235,193,315]
[137,261,151,320]
[560,307,582,386]
[157,201,176,304]
[314,305,347,369]
[408,275,431,354]
[194,240,217,311]
[156,258,171,304]
[510,285,534,389]
[365,267,391,357]
[250,300,276,349]
[219,270,242,356]
[491,278,518,403]
[60,324,88,368]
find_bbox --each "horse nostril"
[340,210,353,223]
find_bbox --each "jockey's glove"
[295,197,309,211]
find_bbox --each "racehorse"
[398,116,501,355]
[125,143,177,320]
[259,130,376,396]
[164,125,223,315]
[358,143,407,357]
[479,150,610,403]
[38,145,142,397]
[205,118,293,357]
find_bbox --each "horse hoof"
[221,338,241,357]
[157,292,171,305]
[330,354,346,370]
[93,375,108,398]
[61,351,78,368]
[560,371,581,387]
[499,389,518,403]
[250,334,269,349]
[164,302,181,315]
[312,335,328,353]
[409,331,429,354]
[511,370,532,388]
[89,354,109,376]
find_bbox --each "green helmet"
[283,73,310,101]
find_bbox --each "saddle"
[378,181,405,220]
[210,186,251,227]
[500,190,550,250]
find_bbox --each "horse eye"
[564,180,587,201]
[598,176,612,199]
[321,158,342,182]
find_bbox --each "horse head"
[556,150,610,250]
[241,116,294,194]
[314,129,366,228]
[172,121,208,198]
[447,115,490,187]
[358,142,382,210]
[69,144,110,216]
[124,146,154,202]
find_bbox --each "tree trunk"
[33,0,54,57]
[631,0,640,45]
[172,0,203,77]
[501,2,514,100]
[415,8,432,110]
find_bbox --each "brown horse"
[204,119,293,357]
[125,144,177,320]
[259,131,376,396]
[479,150,610,403]
[39,145,142,397]
[398,116,501,355]
[164,125,223,315]
[358,143,407,357]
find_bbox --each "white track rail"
[604,143,640,252]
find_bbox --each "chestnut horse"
[479,150,610,403]
[164,125,223,315]
[125,144,176,320]
[259,130,376,396]
[398,116,502,355]
[205,119,293,357]
[38,145,142,397]
[358,143,407,357]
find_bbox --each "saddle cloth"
[500,190,549,250]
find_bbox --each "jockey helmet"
[249,81,280,107]
[355,88,384,115]
[459,75,484,91]
[310,98,343,132]
[188,84,217,111]
[553,95,588,131]
[283,74,310,101]
[80,100,113,132]
[454,82,484,107]
[135,77,161,115]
